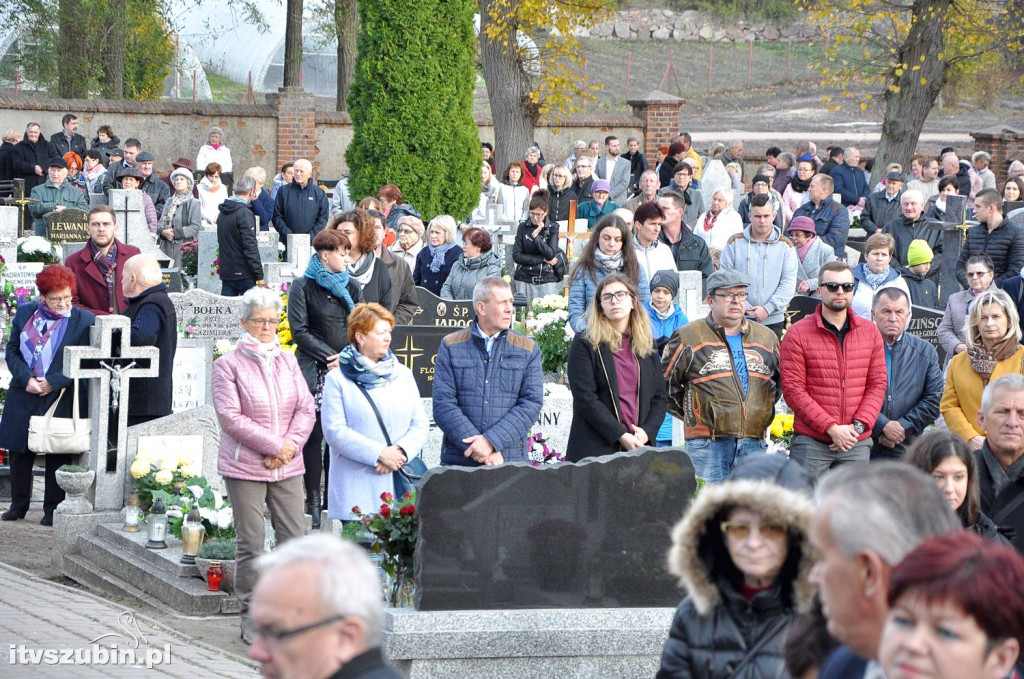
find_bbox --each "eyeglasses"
[577,164,592,170]
[45,295,73,305]
[713,292,748,302]
[720,521,787,541]
[252,615,347,643]
[246,318,279,327]
[966,271,992,278]
[600,290,630,304]
[398,227,415,234]
[821,282,856,293]
[528,211,547,219]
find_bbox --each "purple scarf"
[91,240,119,313]
[20,303,71,377]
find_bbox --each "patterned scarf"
[160,191,192,232]
[594,248,623,273]
[349,252,375,288]
[427,242,458,273]
[304,255,355,311]
[337,344,396,388]
[702,210,719,232]
[235,331,281,369]
[90,240,119,313]
[968,337,1019,385]
[20,302,71,377]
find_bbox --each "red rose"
[379,504,391,518]
[400,505,415,517]
[381,492,394,504]
[351,506,362,515]
[402,492,412,500]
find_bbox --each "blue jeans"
[684,437,767,483]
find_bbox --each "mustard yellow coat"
[940,345,1024,441]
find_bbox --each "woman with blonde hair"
[243,166,275,230]
[413,215,462,295]
[941,288,1024,449]
[566,273,666,461]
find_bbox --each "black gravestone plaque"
[414,447,697,610]
[162,268,183,293]
[45,207,89,243]
[391,325,450,397]
[412,286,474,327]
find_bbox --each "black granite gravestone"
[414,446,697,610]
[412,287,474,327]
[162,268,183,293]
[391,325,449,397]
[45,207,89,243]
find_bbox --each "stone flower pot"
[195,557,236,594]
[55,469,95,514]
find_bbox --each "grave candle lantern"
[121,494,143,532]
[179,506,206,564]
[146,497,168,549]
[207,561,223,592]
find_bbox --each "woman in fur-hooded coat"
[657,454,816,679]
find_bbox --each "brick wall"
[971,128,1024,179]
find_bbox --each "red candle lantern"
[207,561,224,592]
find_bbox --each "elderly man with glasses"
[780,260,887,484]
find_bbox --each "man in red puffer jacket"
[781,260,887,483]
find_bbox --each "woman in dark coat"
[413,215,462,296]
[512,190,564,300]
[566,273,666,462]
[658,454,816,679]
[0,265,95,526]
[547,166,577,222]
[287,230,363,527]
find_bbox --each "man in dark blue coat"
[869,288,943,459]
[829,146,869,207]
[792,173,850,259]
[272,158,329,244]
[49,113,87,158]
[433,277,543,467]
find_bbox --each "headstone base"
[383,608,674,678]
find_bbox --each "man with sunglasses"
[249,534,401,679]
[780,261,887,484]
[662,269,782,483]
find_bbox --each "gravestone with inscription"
[126,406,226,498]
[412,287,474,327]
[45,207,89,243]
[172,339,213,413]
[169,288,244,344]
[0,206,19,265]
[415,447,696,610]
[3,262,44,298]
[393,325,448,396]
[109,189,171,268]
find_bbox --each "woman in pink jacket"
[212,286,316,645]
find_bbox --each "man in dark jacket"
[11,122,58,193]
[433,277,543,467]
[819,146,843,177]
[941,151,972,197]
[810,464,959,679]
[860,170,904,235]
[882,189,942,279]
[829,146,868,207]
[0,130,17,183]
[103,138,141,194]
[49,114,87,158]
[657,192,712,296]
[976,374,1024,554]
[249,534,402,676]
[792,174,850,258]
[122,253,176,426]
[217,175,264,297]
[136,151,170,216]
[658,162,704,227]
[869,288,942,459]
[67,205,141,315]
[273,158,329,243]
[955,189,1024,288]
[658,141,685,189]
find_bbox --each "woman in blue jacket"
[568,214,649,332]
[414,215,463,296]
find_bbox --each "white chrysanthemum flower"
[154,470,174,485]
[216,507,233,530]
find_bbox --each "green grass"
[206,70,250,104]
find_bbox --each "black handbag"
[354,383,427,498]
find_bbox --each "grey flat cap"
[706,269,750,293]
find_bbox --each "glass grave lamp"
[146,497,168,550]
[180,506,206,565]
[121,494,143,532]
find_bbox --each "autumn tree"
[284,0,304,87]
[800,0,1021,185]
[346,0,479,221]
[480,0,613,170]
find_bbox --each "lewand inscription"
[45,208,89,243]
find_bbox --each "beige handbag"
[27,379,91,454]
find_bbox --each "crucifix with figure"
[64,315,158,512]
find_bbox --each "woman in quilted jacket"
[212,286,316,645]
[657,454,816,679]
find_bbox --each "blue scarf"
[304,255,355,311]
[338,344,396,388]
[427,242,458,273]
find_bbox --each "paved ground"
[0,561,258,678]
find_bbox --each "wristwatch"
[852,420,866,435]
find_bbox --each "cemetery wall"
[586,9,817,42]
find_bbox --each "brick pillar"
[627,90,684,170]
[274,87,318,171]
[971,126,1024,178]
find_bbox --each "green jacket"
[29,180,88,233]
[661,315,781,440]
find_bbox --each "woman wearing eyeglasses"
[0,265,95,527]
[657,453,815,679]
[566,273,665,461]
[212,286,316,645]
[937,254,996,370]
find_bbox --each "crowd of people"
[4,116,1024,678]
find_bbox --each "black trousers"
[301,412,330,506]
[221,277,257,297]
[7,450,72,516]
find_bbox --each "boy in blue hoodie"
[644,270,688,446]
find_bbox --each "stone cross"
[263,233,312,291]
[936,193,969,309]
[64,315,159,512]
[108,189,172,268]
[197,229,220,293]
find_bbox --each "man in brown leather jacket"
[661,269,781,483]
